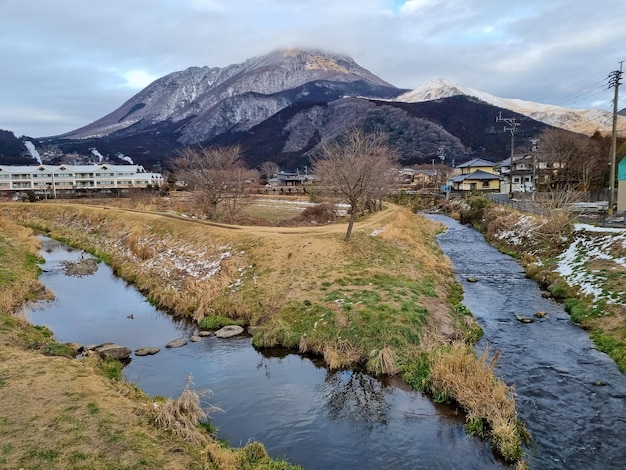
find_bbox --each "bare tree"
[312,128,398,241]
[222,166,259,223]
[538,128,589,190]
[259,161,280,181]
[171,145,241,219]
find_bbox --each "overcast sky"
[1,0,625,138]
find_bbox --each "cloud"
[0,0,624,137]
[121,70,161,89]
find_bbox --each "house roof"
[456,158,496,168]
[449,170,503,182]
[498,155,529,166]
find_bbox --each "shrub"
[459,196,490,227]
[297,202,337,225]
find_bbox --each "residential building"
[266,170,312,186]
[447,158,502,194]
[0,163,163,197]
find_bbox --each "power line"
[530,70,607,105]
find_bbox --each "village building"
[0,163,163,198]
[447,158,502,194]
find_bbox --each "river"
[27,236,503,470]
[427,214,626,470]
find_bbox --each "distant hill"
[0,129,32,165]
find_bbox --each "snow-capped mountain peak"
[397,77,626,135]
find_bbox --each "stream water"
[27,237,502,470]
[427,214,626,470]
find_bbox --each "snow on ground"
[556,225,626,305]
[497,214,543,246]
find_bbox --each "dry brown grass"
[370,347,400,375]
[0,218,52,316]
[0,342,200,469]
[155,374,220,447]
[428,343,523,461]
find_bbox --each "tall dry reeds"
[154,374,220,446]
[427,343,524,461]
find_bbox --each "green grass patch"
[590,329,626,373]
[42,342,76,358]
[17,324,54,350]
[98,357,124,381]
[199,315,244,330]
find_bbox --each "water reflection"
[322,370,390,427]
[27,236,505,470]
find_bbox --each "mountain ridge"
[397,77,626,136]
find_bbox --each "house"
[0,163,163,198]
[266,170,310,187]
[447,158,502,194]
[498,154,568,194]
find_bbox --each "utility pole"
[496,112,521,198]
[529,137,539,202]
[608,63,623,216]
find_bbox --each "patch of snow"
[89,148,105,163]
[556,229,626,305]
[116,152,134,164]
[574,223,626,233]
[23,141,42,164]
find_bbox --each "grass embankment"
[1,201,527,463]
[456,195,626,373]
[0,214,300,470]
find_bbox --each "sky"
[1,0,625,138]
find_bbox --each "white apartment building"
[0,163,163,197]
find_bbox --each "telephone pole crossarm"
[496,112,521,197]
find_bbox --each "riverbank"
[1,201,527,463]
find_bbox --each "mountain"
[28,50,620,171]
[207,94,550,169]
[61,49,401,145]
[397,77,626,136]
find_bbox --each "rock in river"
[166,338,188,348]
[215,325,244,338]
[95,343,132,360]
[135,347,160,356]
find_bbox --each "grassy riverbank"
[1,201,528,464]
